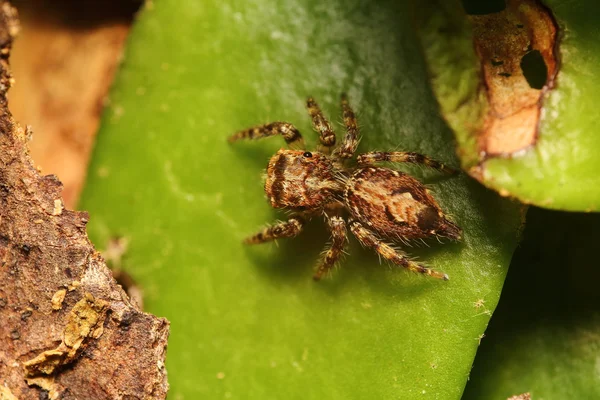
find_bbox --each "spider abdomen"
[344,167,461,241]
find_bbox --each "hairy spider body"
[229,94,461,281]
[345,167,461,241]
[265,149,341,209]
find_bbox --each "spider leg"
[306,97,336,153]
[349,219,449,280]
[313,215,348,281]
[336,93,360,159]
[243,215,305,244]
[357,151,457,174]
[228,122,305,150]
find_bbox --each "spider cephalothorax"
[229,94,461,281]
[264,149,342,209]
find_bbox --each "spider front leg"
[306,97,336,154]
[228,122,305,150]
[349,220,449,280]
[357,151,457,174]
[313,215,348,281]
[336,93,360,159]
[243,215,306,244]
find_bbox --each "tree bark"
[0,2,169,399]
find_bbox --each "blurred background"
[8,0,141,207]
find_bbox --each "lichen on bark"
[0,2,169,399]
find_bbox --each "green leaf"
[421,0,600,211]
[79,1,522,398]
[463,207,600,399]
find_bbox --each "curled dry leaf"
[470,0,558,158]
[419,0,560,194]
[0,2,169,399]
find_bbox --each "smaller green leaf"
[464,208,600,399]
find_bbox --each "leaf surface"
[464,208,600,399]
[79,1,522,398]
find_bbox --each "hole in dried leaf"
[521,49,548,89]
[461,0,506,15]
[469,0,558,156]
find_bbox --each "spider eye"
[303,152,313,158]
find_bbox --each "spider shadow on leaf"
[327,239,454,299]
[243,217,329,283]
[244,209,452,300]
[228,139,285,169]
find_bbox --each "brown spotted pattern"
[307,97,336,152]
[229,94,461,281]
[357,151,456,174]
[313,215,347,281]
[349,220,449,280]
[345,167,461,241]
[227,121,305,149]
[337,93,360,159]
[244,216,305,244]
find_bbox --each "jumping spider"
[229,94,461,281]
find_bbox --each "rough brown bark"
[0,3,169,399]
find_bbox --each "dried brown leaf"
[470,0,558,156]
